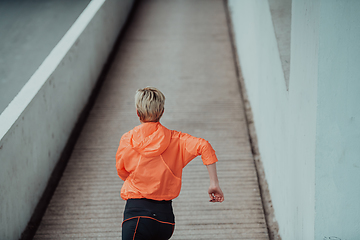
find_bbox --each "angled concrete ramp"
[34,0,269,239]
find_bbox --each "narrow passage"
[34,0,269,239]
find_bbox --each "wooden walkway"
[34,0,269,239]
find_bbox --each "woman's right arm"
[206,163,224,202]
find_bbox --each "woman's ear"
[136,109,140,117]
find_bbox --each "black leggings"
[122,199,175,240]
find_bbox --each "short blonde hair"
[135,87,165,122]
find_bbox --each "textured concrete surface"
[0,0,90,113]
[33,0,269,239]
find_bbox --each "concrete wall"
[0,0,91,113]
[228,1,317,239]
[288,1,319,239]
[315,1,360,239]
[0,0,134,239]
[228,0,360,239]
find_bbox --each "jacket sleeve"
[178,132,218,167]
[115,132,130,181]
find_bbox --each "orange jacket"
[116,122,218,201]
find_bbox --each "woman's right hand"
[208,184,224,202]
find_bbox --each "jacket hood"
[130,122,171,157]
